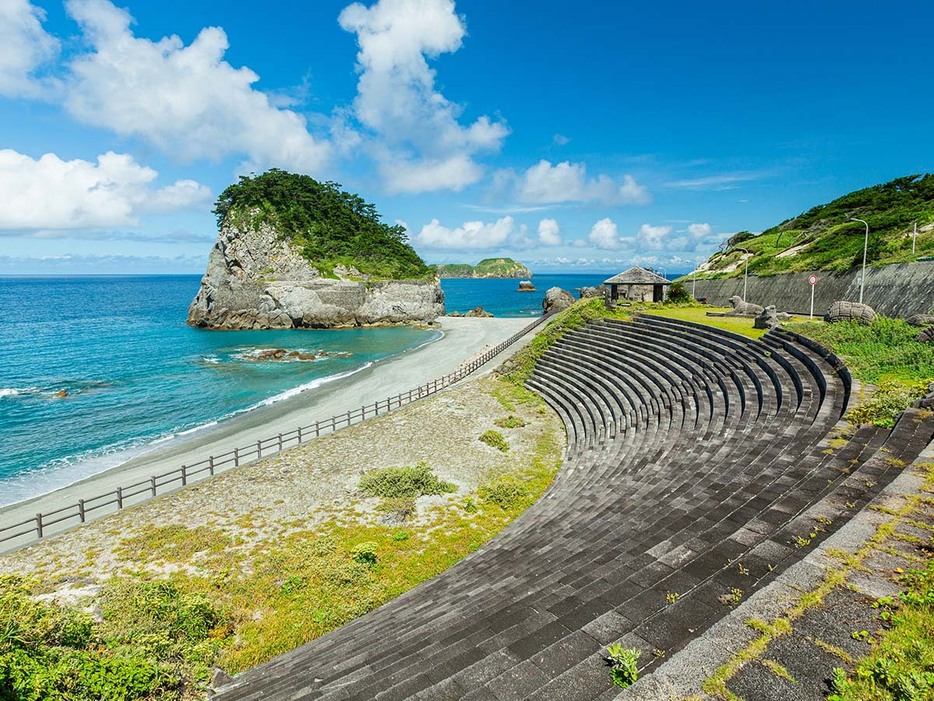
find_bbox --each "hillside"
[433,258,532,279]
[213,169,431,280]
[691,174,934,279]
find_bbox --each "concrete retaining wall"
[687,261,934,318]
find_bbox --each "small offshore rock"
[825,300,875,325]
[542,287,575,314]
[517,280,536,292]
[447,311,464,317]
[466,306,494,318]
[53,389,68,398]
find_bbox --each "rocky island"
[432,258,532,279]
[188,170,444,329]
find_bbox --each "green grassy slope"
[691,174,934,280]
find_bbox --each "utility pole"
[850,218,869,305]
[913,221,918,255]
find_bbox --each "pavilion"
[604,266,671,303]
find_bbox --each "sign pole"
[808,274,818,320]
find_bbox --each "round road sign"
[808,274,818,286]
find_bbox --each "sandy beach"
[0,316,538,550]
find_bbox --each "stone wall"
[688,261,934,318]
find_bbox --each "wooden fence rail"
[0,314,550,549]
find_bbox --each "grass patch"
[787,316,934,385]
[828,560,934,700]
[647,306,773,340]
[0,574,220,700]
[494,415,527,429]
[115,524,234,564]
[358,461,455,499]
[479,430,509,452]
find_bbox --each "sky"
[1,0,933,276]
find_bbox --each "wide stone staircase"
[216,314,934,701]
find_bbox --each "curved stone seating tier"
[216,315,934,701]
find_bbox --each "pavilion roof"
[603,266,671,285]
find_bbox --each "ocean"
[0,273,608,506]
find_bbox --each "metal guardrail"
[0,314,550,548]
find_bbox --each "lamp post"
[850,218,869,304]
[912,221,918,255]
[735,247,750,302]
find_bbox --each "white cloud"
[688,222,712,237]
[339,0,508,193]
[515,160,650,205]
[537,218,562,246]
[553,134,570,146]
[0,0,59,97]
[589,218,621,249]
[665,171,766,191]
[63,0,330,172]
[0,149,212,232]
[415,216,514,249]
[638,223,672,249]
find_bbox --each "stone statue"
[907,314,934,327]
[918,325,934,344]
[726,295,764,316]
[754,305,792,329]
[824,301,876,325]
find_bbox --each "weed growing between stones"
[606,642,640,688]
[846,379,930,428]
[494,415,527,429]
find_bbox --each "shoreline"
[0,316,536,546]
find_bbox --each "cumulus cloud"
[515,160,650,205]
[415,216,514,249]
[589,218,622,249]
[638,223,673,249]
[0,0,59,97]
[0,149,212,232]
[537,218,562,246]
[339,0,508,193]
[63,0,330,172]
[688,222,712,237]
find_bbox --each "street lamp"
[850,218,869,304]
[735,247,750,302]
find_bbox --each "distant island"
[188,169,444,329]
[690,174,934,280]
[432,258,532,279]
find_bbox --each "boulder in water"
[542,287,575,314]
[466,306,494,318]
[517,280,535,292]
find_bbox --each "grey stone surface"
[188,219,444,329]
[542,287,575,314]
[689,260,934,318]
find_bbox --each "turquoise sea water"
[0,273,608,506]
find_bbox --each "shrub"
[358,462,455,499]
[479,430,509,452]
[665,281,692,304]
[479,479,529,510]
[351,542,378,566]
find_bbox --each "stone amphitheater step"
[214,317,927,701]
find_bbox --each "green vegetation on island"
[692,174,934,279]
[432,258,532,278]
[213,169,431,280]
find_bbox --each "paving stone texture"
[215,314,934,700]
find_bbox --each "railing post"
[181,465,187,487]
[278,433,283,452]
[256,441,262,459]
[78,499,86,523]
[116,487,124,509]
[234,447,240,467]
[35,513,43,539]
[150,476,157,496]
[346,410,351,426]
[209,455,215,476]
[297,426,303,444]
[315,422,321,438]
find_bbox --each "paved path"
[216,315,934,700]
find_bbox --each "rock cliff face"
[188,222,445,329]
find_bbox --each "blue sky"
[1,0,932,275]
